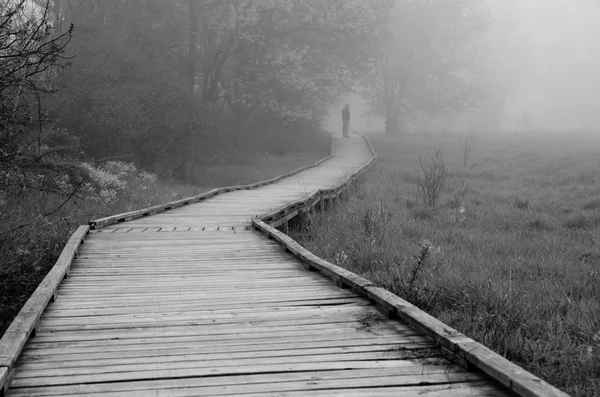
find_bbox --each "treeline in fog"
[1,0,391,190]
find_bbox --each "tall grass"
[292,131,600,397]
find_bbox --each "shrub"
[582,199,600,211]
[526,218,554,232]
[514,197,530,210]
[563,214,600,230]
[460,132,476,171]
[416,149,448,206]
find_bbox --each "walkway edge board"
[90,148,334,229]
[251,133,570,397]
[0,226,89,396]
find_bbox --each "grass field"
[292,131,600,397]
[0,151,322,337]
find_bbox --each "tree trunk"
[53,0,61,34]
[187,0,199,97]
[385,104,399,135]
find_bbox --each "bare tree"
[0,0,74,195]
[187,0,198,97]
[460,131,476,171]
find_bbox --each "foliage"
[0,0,76,199]
[53,0,215,168]
[190,0,389,130]
[26,0,387,174]
[361,0,490,134]
[416,149,448,206]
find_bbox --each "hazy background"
[327,0,600,134]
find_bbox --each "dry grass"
[292,131,600,397]
[0,151,321,337]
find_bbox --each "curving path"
[4,135,520,396]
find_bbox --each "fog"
[328,0,600,134]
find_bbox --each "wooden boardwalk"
[1,135,568,396]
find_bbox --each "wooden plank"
[37,305,373,326]
[23,329,419,355]
[9,360,454,388]
[11,373,488,397]
[5,366,468,396]
[13,351,442,381]
[35,315,382,333]
[16,342,436,371]
[20,338,429,363]
[8,382,511,397]
[26,318,411,342]
[29,315,414,337]
[42,293,361,310]
[131,383,510,397]
[52,285,355,298]
[43,298,368,317]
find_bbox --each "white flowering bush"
[81,161,158,205]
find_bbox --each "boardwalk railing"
[0,133,570,397]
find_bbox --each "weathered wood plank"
[10,359,463,388]
[23,328,418,355]
[20,338,429,363]
[5,366,466,396]
[17,342,437,372]
[13,373,489,396]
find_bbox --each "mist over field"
[328,0,600,134]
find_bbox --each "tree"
[187,0,198,97]
[2,0,390,180]
[53,0,215,168]
[0,0,75,196]
[363,0,489,134]
[189,0,388,139]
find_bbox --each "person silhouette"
[342,104,350,138]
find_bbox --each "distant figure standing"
[342,104,351,138]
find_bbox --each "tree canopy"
[361,0,490,134]
[1,0,492,186]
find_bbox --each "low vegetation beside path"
[0,151,321,338]
[292,131,600,397]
